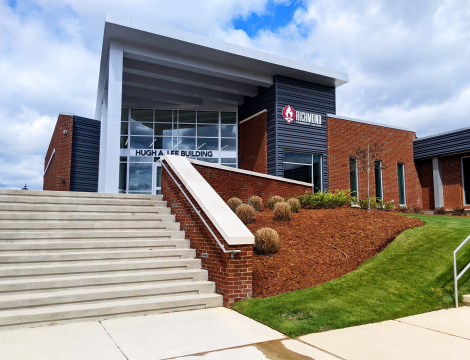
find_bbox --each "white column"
[432,157,444,208]
[98,89,108,192]
[103,39,124,193]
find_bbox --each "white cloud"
[0,0,469,189]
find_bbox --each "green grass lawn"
[232,214,470,338]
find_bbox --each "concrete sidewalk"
[0,307,469,359]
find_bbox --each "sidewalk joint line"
[99,320,130,360]
[295,338,346,360]
[394,319,470,341]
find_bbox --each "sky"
[0,0,469,190]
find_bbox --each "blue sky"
[0,0,469,190]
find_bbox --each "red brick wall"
[239,110,268,174]
[43,115,74,191]
[442,153,470,209]
[415,159,435,210]
[161,161,253,307]
[327,117,422,207]
[192,162,311,203]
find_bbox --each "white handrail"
[453,234,470,308]
[43,148,55,178]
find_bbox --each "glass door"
[153,162,162,195]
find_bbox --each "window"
[375,160,383,200]
[398,163,406,205]
[350,158,358,199]
[462,157,470,205]
[283,152,322,191]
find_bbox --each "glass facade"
[119,109,237,194]
[283,151,322,191]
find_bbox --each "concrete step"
[0,220,180,231]
[463,294,470,305]
[0,195,166,207]
[0,229,184,240]
[0,258,202,277]
[0,239,190,251]
[0,189,163,200]
[0,293,222,330]
[0,281,215,309]
[0,212,176,222]
[0,203,171,214]
[0,248,196,263]
[0,269,207,292]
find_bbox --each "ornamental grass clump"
[236,204,256,225]
[298,190,350,209]
[433,207,447,215]
[227,197,242,212]
[248,196,263,211]
[274,202,291,222]
[268,195,284,210]
[254,227,280,255]
[287,198,300,213]
[451,207,466,216]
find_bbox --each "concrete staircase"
[0,189,222,330]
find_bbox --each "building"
[44,12,470,212]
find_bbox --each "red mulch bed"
[247,208,424,298]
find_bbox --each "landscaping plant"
[268,195,285,210]
[451,206,466,216]
[273,202,291,222]
[434,207,447,215]
[254,227,280,255]
[298,190,350,209]
[287,198,300,213]
[227,197,242,212]
[236,204,256,225]
[248,196,263,211]
[408,204,423,214]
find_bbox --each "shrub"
[254,227,280,255]
[236,204,256,225]
[268,196,284,210]
[298,190,351,209]
[227,197,242,212]
[408,205,422,214]
[397,206,409,213]
[434,207,447,215]
[248,196,263,211]
[383,201,395,211]
[451,207,466,216]
[287,198,300,213]
[274,202,291,222]
[358,196,377,210]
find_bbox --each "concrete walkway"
[0,307,469,359]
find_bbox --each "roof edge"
[327,114,415,133]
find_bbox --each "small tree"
[350,143,383,212]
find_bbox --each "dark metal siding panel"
[274,75,335,190]
[238,84,277,175]
[70,116,101,192]
[413,128,470,160]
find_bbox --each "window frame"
[397,163,406,205]
[375,160,383,200]
[283,151,323,192]
[462,155,470,206]
[350,157,359,199]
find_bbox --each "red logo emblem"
[282,105,295,124]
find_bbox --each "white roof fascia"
[327,114,415,133]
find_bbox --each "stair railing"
[159,160,241,257]
[454,234,470,308]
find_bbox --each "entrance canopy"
[95,11,349,118]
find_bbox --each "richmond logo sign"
[282,105,322,127]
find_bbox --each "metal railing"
[453,234,470,308]
[158,160,241,257]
